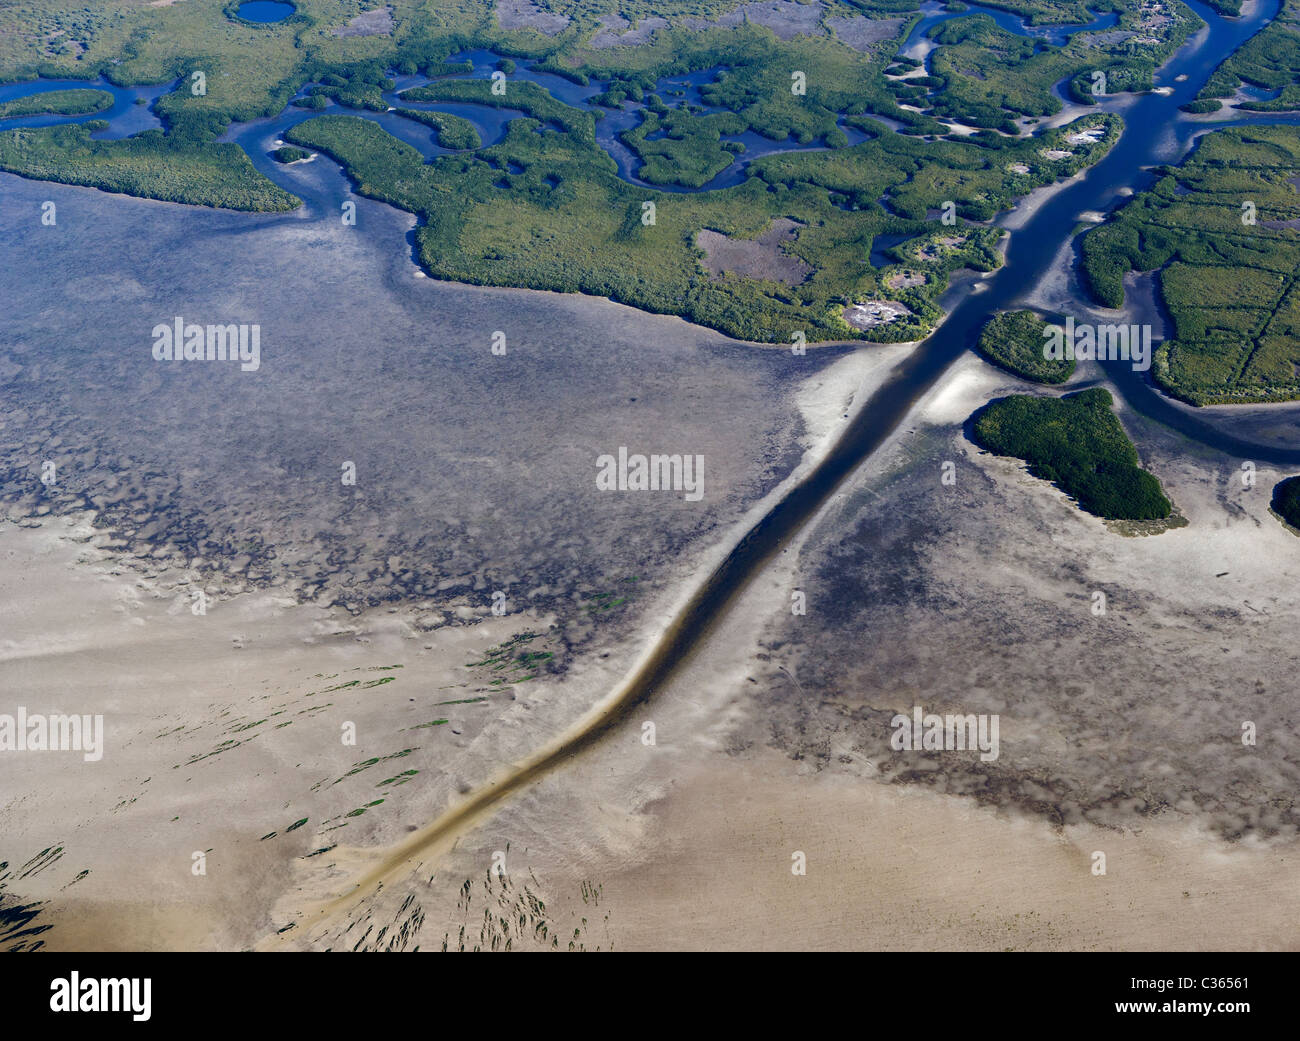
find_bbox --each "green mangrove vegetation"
[400,78,592,136]
[0,2,1150,196]
[1186,0,1300,113]
[284,102,1116,341]
[1082,124,1300,404]
[1272,475,1300,529]
[0,1,1171,336]
[0,120,301,210]
[393,107,482,148]
[271,143,310,162]
[976,309,1075,383]
[0,87,112,119]
[916,3,1198,129]
[971,387,1173,520]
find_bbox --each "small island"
[393,109,482,151]
[271,144,311,164]
[1271,476,1300,532]
[976,309,1075,384]
[0,88,113,120]
[971,388,1173,522]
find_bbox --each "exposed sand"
[826,14,906,52]
[250,341,917,949]
[521,748,1300,950]
[842,299,913,329]
[256,351,1300,951]
[333,7,394,38]
[686,1,826,41]
[0,169,889,950]
[0,512,583,950]
[885,270,925,290]
[0,163,913,948]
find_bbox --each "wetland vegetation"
[0,87,112,118]
[1272,474,1300,528]
[0,1,1147,339]
[971,387,1173,520]
[976,308,1075,383]
[1082,124,1300,404]
[0,120,301,210]
[271,143,310,162]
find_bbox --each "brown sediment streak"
[291,190,1103,935]
[310,445,834,917]
[291,348,937,934]
[318,581,708,915]
[295,313,963,938]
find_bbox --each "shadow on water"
[0,859,57,953]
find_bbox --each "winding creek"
[4,0,1300,922]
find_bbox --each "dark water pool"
[237,1,296,24]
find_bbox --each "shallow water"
[0,77,171,138]
[3,0,1298,468]
[901,0,1120,53]
[0,169,820,621]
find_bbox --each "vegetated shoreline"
[0,0,1133,346]
[0,119,302,212]
[1080,121,1300,407]
[1270,474,1300,533]
[0,97,1120,343]
[285,106,1119,342]
[970,386,1176,522]
[0,87,112,119]
[975,307,1074,384]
